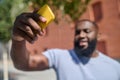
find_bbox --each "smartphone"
[37,4,55,30]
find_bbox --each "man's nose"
[79,31,86,38]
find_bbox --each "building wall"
[27,0,120,59]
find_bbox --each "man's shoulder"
[43,48,71,56]
[99,52,120,67]
[43,48,74,63]
[45,48,68,53]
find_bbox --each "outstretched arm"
[11,12,49,71]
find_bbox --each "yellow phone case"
[37,4,55,29]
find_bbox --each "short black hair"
[75,19,99,30]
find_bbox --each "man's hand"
[12,12,46,43]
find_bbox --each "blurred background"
[0,0,120,80]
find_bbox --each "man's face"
[74,21,98,56]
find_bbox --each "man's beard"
[74,39,97,57]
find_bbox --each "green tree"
[0,0,29,43]
[0,0,91,43]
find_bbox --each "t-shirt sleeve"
[43,49,56,68]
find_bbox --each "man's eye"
[84,29,91,33]
[75,30,80,35]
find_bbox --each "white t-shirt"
[43,49,120,80]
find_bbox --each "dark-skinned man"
[11,12,120,80]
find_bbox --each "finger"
[19,16,41,35]
[27,18,41,35]
[20,30,37,44]
[32,13,47,23]
[13,27,35,43]
[18,24,37,40]
[40,29,46,36]
[39,16,47,23]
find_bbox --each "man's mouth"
[79,40,88,47]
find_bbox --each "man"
[11,12,120,80]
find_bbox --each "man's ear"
[97,33,101,41]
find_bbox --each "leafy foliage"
[0,0,28,43]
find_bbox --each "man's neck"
[90,50,99,58]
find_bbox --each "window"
[92,2,103,22]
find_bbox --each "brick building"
[27,0,120,59]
